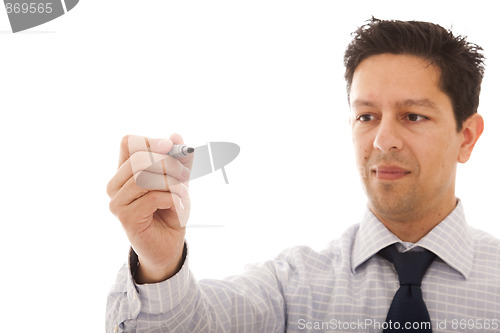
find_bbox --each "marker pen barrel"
[167,144,195,158]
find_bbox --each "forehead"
[350,53,444,107]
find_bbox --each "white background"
[1,1,499,331]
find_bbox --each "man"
[106,18,500,332]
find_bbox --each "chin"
[367,187,419,218]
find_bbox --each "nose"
[373,118,403,153]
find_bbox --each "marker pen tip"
[187,147,195,153]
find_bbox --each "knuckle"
[113,205,132,226]
[133,170,143,182]
[147,190,163,202]
[171,182,189,197]
[129,151,141,163]
[181,183,190,197]
[108,198,118,215]
[166,176,180,187]
[130,152,153,169]
[106,181,113,197]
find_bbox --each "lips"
[371,165,411,180]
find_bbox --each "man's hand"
[107,134,193,284]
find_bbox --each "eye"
[356,114,375,122]
[406,114,428,122]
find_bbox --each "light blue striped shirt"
[106,201,500,332]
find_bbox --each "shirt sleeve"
[105,243,287,333]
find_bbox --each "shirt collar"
[351,199,473,279]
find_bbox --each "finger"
[171,192,189,227]
[136,171,189,193]
[118,135,174,168]
[107,152,190,197]
[121,134,191,179]
[123,191,189,230]
[111,173,189,209]
[169,133,194,169]
[130,136,177,165]
[131,151,189,178]
[156,191,190,228]
[118,191,179,229]
[118,135,136,168]
[169,133,185,146]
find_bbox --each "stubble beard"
[365,181,422,224]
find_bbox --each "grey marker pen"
[167,144,195,158]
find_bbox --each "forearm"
[106,245,286,333]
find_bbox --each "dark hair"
[344,17,485,131]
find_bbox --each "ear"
[458,113,484,163]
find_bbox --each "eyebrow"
[396,98,439,111]
[351,99,377,108]
[351,98,439,112]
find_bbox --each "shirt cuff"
[130,242,193,315]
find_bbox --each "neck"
[370,197,458,243]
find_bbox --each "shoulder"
[273,223,360,274]
[470,226,500,255]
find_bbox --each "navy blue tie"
[378,244,436,332]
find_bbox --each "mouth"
[371,165,411,180]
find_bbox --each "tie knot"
[378,244,436,286]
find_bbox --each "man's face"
[350,53,463,222]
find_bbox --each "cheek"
[352,129,375,176]
[417,136,457,178]
[439,143,459,173]
[353,137,369,163]
[360,139,371,159]
[353,139,371,179]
